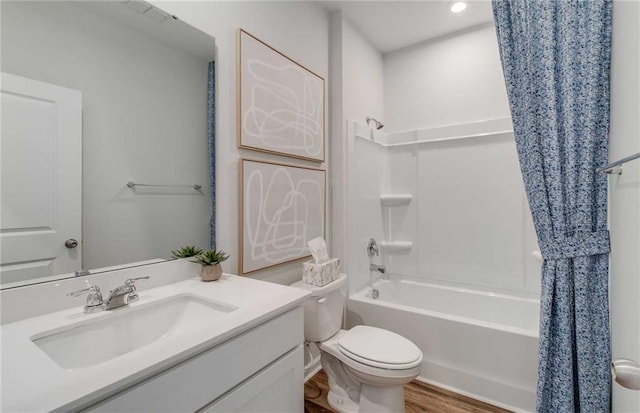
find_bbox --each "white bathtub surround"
[379,241,413,254]
[354,118,514,147]
[345,118,540,297]
[348,276,539,412]
[1,272,309,412]
[345,121,390,293]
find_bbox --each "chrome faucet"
[370,264,386,273]
[67,276,149,313]
[104,276,149,310]
[367,238,384,299]
[367,239,386,274]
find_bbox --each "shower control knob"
[65,239,79,249]
[367,238,379,257]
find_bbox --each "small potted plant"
[171,245,203,259]
[192,249,230,282]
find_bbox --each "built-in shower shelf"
[380,241,413,254]
[380,194,413,207]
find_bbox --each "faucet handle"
[124,276,149,303]
[67,285,101,297]
[67,285,104,313]
[367,238,379,257]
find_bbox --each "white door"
[1,72,82,285]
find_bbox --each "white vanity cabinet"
[199,347,303,413]
[81,308,304,413]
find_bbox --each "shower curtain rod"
[596,151,640,175]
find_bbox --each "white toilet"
[293,273,422,413]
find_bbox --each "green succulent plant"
[171,245,204,259]
[192,249,230,266]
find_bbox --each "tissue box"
[302,258,341,286]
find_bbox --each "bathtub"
[348,276,539,412]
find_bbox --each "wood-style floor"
[304,370,512,413]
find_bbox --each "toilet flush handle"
[317,297,327,304]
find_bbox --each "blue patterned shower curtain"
[492,1,612,411]
[208,61,216,249]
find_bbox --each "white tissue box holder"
[302,258,340,286]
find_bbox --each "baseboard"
[304,364,322,383]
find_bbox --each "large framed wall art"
[239,158,326,274]
[237,29,325,162]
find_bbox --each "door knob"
[612,358,640,390]
[65,239,78,248]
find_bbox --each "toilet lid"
[338,326,422,368]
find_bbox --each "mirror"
[1,1,216,289]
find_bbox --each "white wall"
[383,23,510,132]
[1,2,211,270]
[341,14,385,123]
[329,11,385,288]
[155,1,329,285]
[329,12,346,281]
[610,1,640,411]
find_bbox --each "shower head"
[366,116,384,130]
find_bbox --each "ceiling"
[321,0,494,53]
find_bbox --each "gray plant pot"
[200,263,223,282]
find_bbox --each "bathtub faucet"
[370,264,386,274]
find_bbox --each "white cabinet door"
[200,346,304,413]
[1,72,82,284]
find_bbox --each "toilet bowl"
[293,274,422,413]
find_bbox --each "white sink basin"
[31,294,237,370]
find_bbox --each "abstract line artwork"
[238,29,325,162]
[240,159,325,274]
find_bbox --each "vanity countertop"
[1,275,310,412]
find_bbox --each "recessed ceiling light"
[450,1,468,13]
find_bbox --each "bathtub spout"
[370,264,385,273]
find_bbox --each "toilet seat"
[320,329,423,380]
[338,326,422,370]
[339,347,422,370]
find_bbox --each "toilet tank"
[291,273,346,342]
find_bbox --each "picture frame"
[239,158,326,275]
[237,29,325,162]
